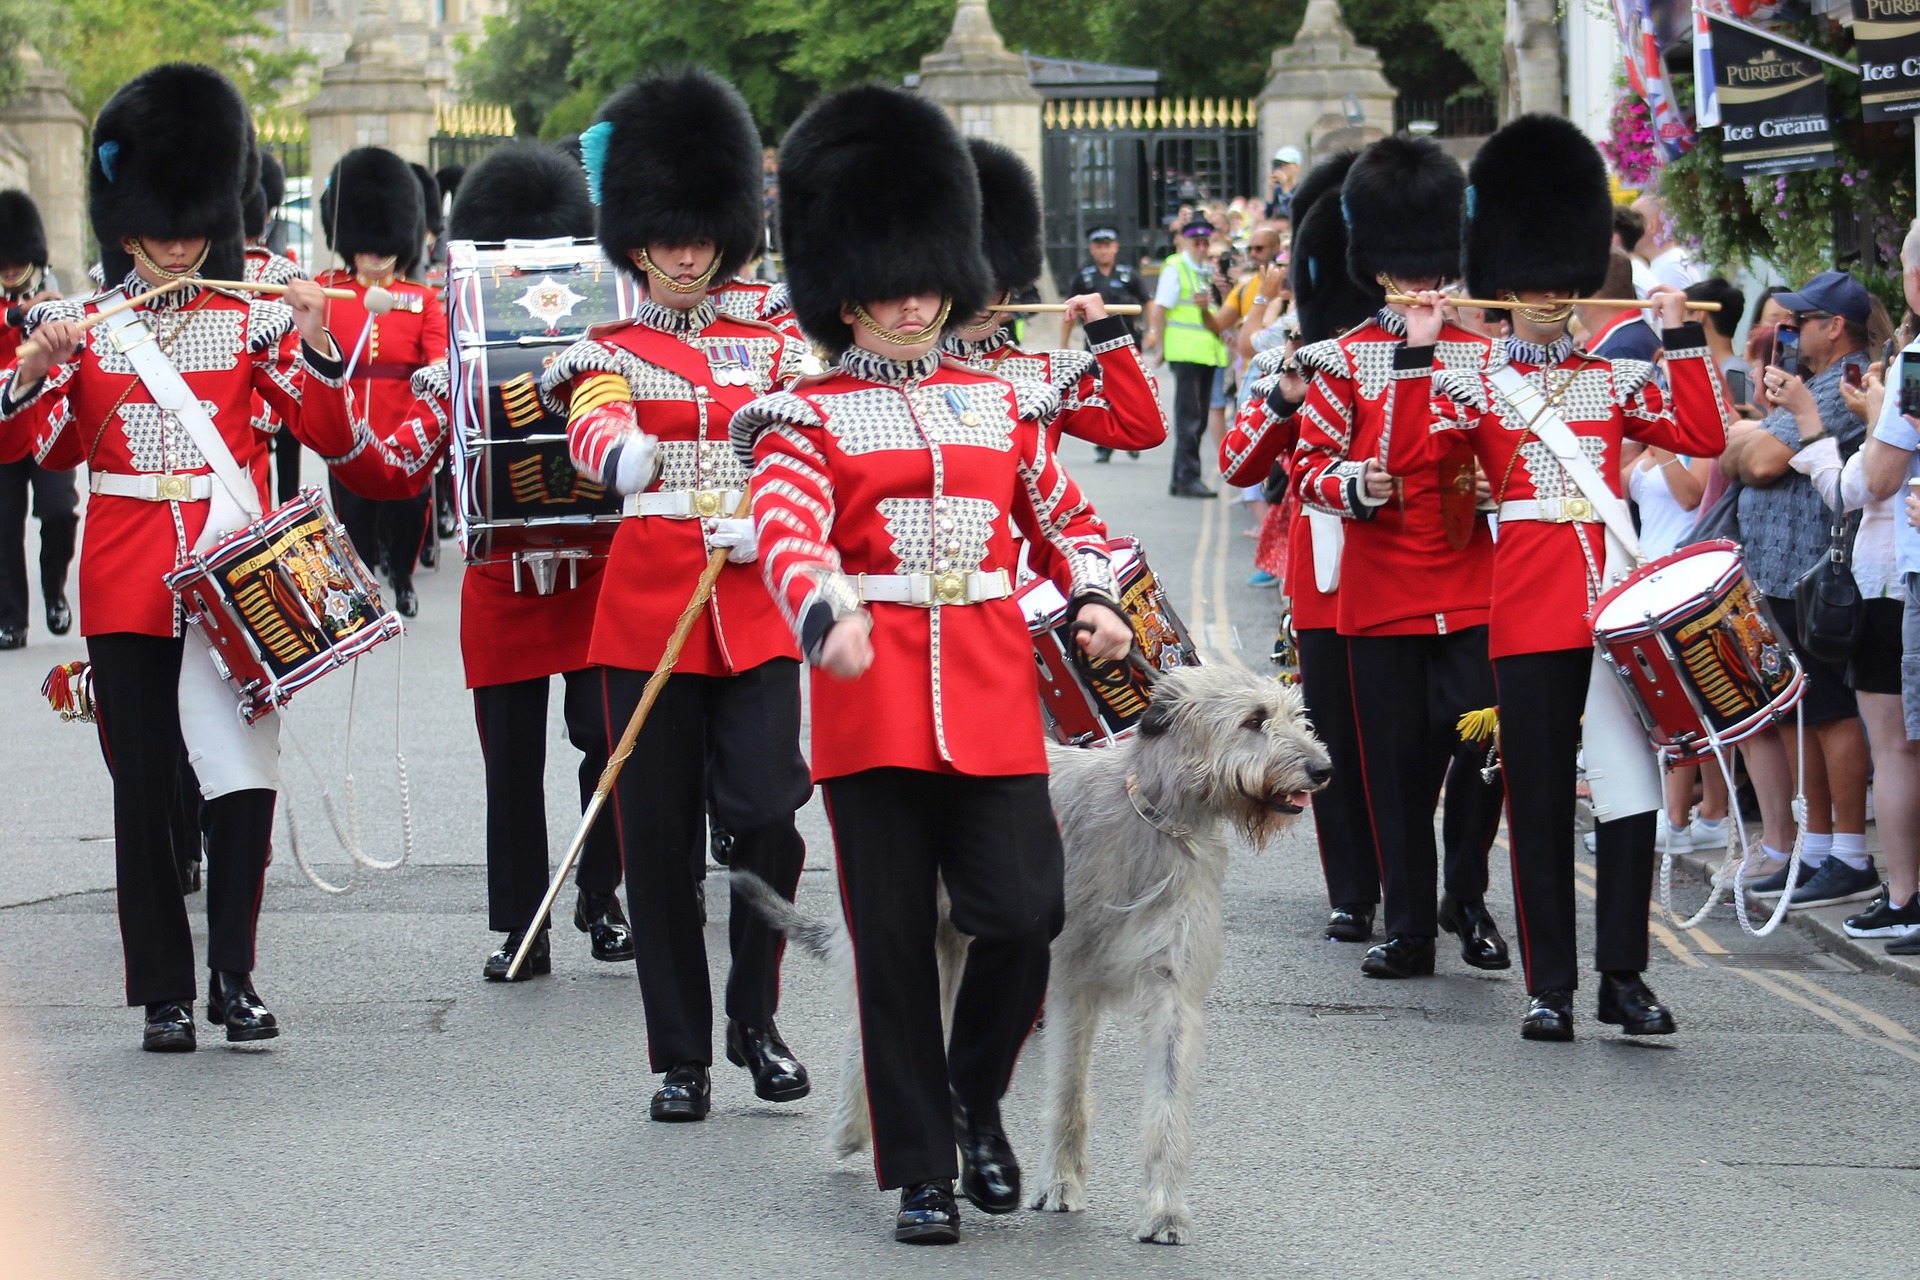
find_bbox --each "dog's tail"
[728,869,845,964]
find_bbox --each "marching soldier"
[243,150,309,506]
[735,83,1130,1245]
[1062,227,1152,462]
[540,68,814,1122]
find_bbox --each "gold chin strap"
[125,239,210,283]
[851,298,954,347]
[1507,291,1576,325]
[354,257,398,288]
[634,248,721,295]
[0,264,37,293]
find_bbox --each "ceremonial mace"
[18,277,391,358]
[506,489,753,979]
[1385,293,1721,313]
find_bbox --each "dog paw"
[1030,1180,1087,1213]
[1136,1211,1193,1245]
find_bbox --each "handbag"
[1791,514,1865,664]
[1686,480,1742,546]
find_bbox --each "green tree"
[1423,0,1504,96]
[456,0,578,139]
[45,0,310,120]
[0,3,55,109]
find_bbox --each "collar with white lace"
[118,269,202,311]
[1373,307,1408,338]
[635,296,716,335]
[940,326,1013,360]
[839,346,943,386]
[1505,333,1577,368]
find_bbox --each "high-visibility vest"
[1160,252,1227,368]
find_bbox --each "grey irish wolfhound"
[737,664,1329,1245]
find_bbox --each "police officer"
[1063,228,1152,462]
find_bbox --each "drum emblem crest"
[513,276,589,335]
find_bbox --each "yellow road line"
[1189,488,1216,663]
[1771,970,1920,1044]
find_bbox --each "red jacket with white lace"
[714,279,802,343]
[734,347,1119,782]
[939,315,1166,453]
[313,270,448,448]
[1219,365,1335,629]
[1384,323,1730,659]
[540,296,809,677]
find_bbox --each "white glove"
[606,432,658,497]
[703,516,758,564]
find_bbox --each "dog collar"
[1126,774,1196,858]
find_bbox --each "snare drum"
[1588,539,1804,766]
[445,238,644,573]
[1018,537,1203,746]
[165,490,403,724]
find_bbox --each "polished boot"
[725,1020,809,1102]
[650,1063,712,1122]
[483,926,550,981]
[0,626,22,650]
[895,1179,961,1244]
[206,970,280,1043]
[1521,990,1575,1041]
[573,889,634,963]
[1326,903,1375,942]
[952,1092,1021,1214]
[45,594,70,636]
[393,585,419,618]
[710,823,735,868]
[1438,894,1512,970]
[142,1002,196,1053]
[1360,933,1436,978]
[1597,972,1676,1035]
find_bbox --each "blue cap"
[1773,270,1871,327]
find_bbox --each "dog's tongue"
[1270,791,1312,815]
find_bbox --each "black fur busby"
[1463,114,1612,300]
[589,67,764,285]
[0,190,48,268]
[319,146,426,266]
[243,150,286,242]
[1343,135,1464,287]
[411,163,444,237]
[1286,149,1355,233]
[89,62,253,285]
[435,164,466,206]
[777,85,989,356]
[448,142,596,242]
[968,138,1043,295]
[1288,152,1379,344]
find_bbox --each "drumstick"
[17,278,396,360]
[989,303,1143,315]
[15,276,191,358]
[196,278,394,313]
[1385,292,1721,314]
[507,489,752,980]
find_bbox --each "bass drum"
[445,238,644,587]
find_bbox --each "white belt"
[622,488,745,520]
[90,472,214,502]
[1498,496,1601,525]
[857,569,1012,607]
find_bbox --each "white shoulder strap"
[100,305,262,520]
[1486,362,1641,565]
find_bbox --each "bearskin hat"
[1343,135,1464,287]
[968,138,1043,296]
[1463,114,1612,300]
[777,85,989,356]
[89,63,253,285]
[320,146,426,266]
[412,163,444,239]
[588,67,764,286]
[1288,152,1379,344]
[435,164,466,206]
[1288,148,1355,230]
[243,150,286,242]
[0,190,48,269]
[448,142,596,242]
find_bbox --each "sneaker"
[1888,931,1920,956]
[1789,858,1881,909]
[1247,570,1280,588]
[1724,847,1788,888]
[1690,815,1729,852]
[1655,817,1693,855]
[1843,886,1920,938]
[1746,857,1819,901]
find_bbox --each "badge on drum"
[512,275,590,336]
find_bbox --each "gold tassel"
[1456,706,1499,744]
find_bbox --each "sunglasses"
[1792,310,1834,325]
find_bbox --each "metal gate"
[1040,98,1260,291]
[430,102,517,176]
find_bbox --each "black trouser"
[1295,628,1380,909]
[333,482,429,592]
[1346,627,1504,938]
[272,430,303,506]
[473,671,623,933]
[0,458,77,631]
[823,768,1065,1190]
[602,658,810,1072]
[86,633,275,1007]
[1167,361,1216,490]
[1493,647,1657,995]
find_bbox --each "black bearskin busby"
[411,163,444,238]
[319,146,426,267]
[588,67,764,286]
[1463,114,1612,301]
[89,62,254,285]
[0,190,48,269]
[1288,152,1379,345]
[435,164,466,207]
[448,142,596,242]
[1343,135,1464,287]
[968,138,1043,296]
[777,85,989,356]
[243,150,286,242]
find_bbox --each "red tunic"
[713,279,802,343]
[1385,325,1730,659]
[312,270,448,440]
[543,297,808,677]
[1219,375,1336,630]
[940,316,1167,453]
[0,279,348,637]
[737,348,1118,782]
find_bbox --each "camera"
[1773,326,1801,380]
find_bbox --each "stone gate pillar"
[1255,0,1396,167]
[305,0,435,224]
[0,47,86,279]
[917,0,1044,185]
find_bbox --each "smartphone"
[1725,367,1750,406]
[1844,363,1864,389]
[1884,338,1899,365]
[1901,352,1920,417]
[1773,326,1801,379]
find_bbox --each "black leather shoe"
[896,1179,960,1244]
[1169,482,1217,499]
[1521,990,1575,1041]
[1094,447,1113,463]
[394,586,419,618]
[1438,893,1512,970]
[726,1019,810,1102]
[650,1063,712,1122]
[417,541,436,569]
[483,927,550,981]
[142,1002,196,1052]
[44,595,70,636]
[1597,972,1676,1035]
[709,823,734,867]
[573,889,634,962]
[206,970,279,1042]
[1326,903,1375,942]
[1360,933,1435,978]
[952,1092,1021,1214]
[0,626,22,650]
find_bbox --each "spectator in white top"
[1631,193,1702,291]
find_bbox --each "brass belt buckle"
[691,490,724,519]
[109,320,155,353]
[154,474,191,502]
[1561,496,1593,523]
[932,571,967,606]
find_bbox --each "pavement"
[6,415,1920,1278]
